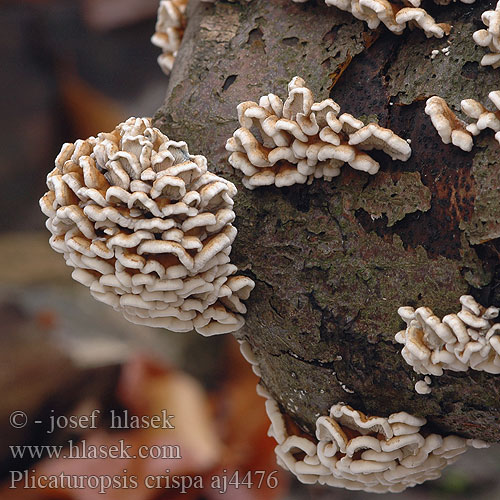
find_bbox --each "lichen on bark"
[348,171,431,226]
[154,0,500,441]
[460,139,500,245]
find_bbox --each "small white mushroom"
[415,378,432,394]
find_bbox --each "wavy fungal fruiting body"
[236,340,488,493]
[473,1,500,69]
[425,92,500,151]
[256,382,487,493]
[396,296,500,391]
[226,77,411,189]
[151,0,188,75]
[39,117,254,336]
[291,0,457,38]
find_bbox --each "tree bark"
[154,0,500,442]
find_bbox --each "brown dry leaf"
[328,53,352,91]
[58,70,127,139]
[0,342,288,500]
[117,356,223,474]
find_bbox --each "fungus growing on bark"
[39,117,254,335]
[226,77,411,189]
[256,384,487,493]
[395,8,451,38]
[147,0,500,495]
[425,93,500,150]
[289,1,453,38]
[462,91,500,139]
[424,96,474,151]
[238,339,262,377]
[396,295,500,390]
[151,0,188,74]
[473,1,500,69]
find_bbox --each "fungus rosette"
[39,117,254,335]
[397,295,500,380]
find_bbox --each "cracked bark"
[154,0,500,441]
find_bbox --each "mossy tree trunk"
[154,0,500,442]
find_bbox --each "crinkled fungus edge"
[40,117,255,337]
[425,92,500,151]
[238,340,489,493]
[472,2,500,69]
[226,76,411,189]
[396,295,500,394]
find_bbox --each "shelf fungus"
[225,77,411,189]
[473,1,500,69]
[238,339,262,377]
[257,384,487,493]
[424,96,474,151]
[39,117,254,336]
[289,1,452,38]
[396,295,500,392]
[151,0,188,75]
[425,93,500,150]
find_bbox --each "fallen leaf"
[58,70,127,139]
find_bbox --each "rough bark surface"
[154,0,500,442]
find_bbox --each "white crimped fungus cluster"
[226,77,411,189]
[256,383,487,493]
[473,1,500,69]
[424,96,474,151]
[151,0,188,74]
[236,340,488,493]
[396,295,500,393]
[39,117,254,336]
[425,92,500,151]
[291,0,456,38]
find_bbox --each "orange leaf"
[58,70,127,139]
